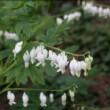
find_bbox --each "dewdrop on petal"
[7,91,16,106]
[40,92,47,107]
[12,41,23,58]
[49,93,54,102]
[22,92,29,107]
[61,93,67,106]
[56,17,63,25]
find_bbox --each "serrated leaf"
[29,66,45,85]
[26,1,34,7]
[0,49,12,60]
[15,22,23,35]
[43,64,57,77]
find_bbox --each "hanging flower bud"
[7,91,16,106]
[23,51,30,68]
[61,93,67,106]
[12,41,23,58]
[85,55,93,70]
[40,92,47,107]
[69,90,75,102]
[22,92,29,107]
[49,93,54,102]
[30,47,36,64]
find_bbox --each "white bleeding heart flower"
[56,52,68,74]
[48,50,57,67]
[4,31,18,41]
[40,92,47,107]
[69,90,75,102]
[103,8,110,18]
[61,93,67,106]
[69,58,81,77]
[36,45,48,66]
[30,47,37,64]
[67,12,81,22]
[49,93,54,102]
[85,55,93,70]
[79,61,87,76]
[22,92,29,107]
[98,6,103,17]
[7,91,16,106]
[12,41,23,58]
[64,14,68,20]
[23,50,30,68]
[56,17,63,25]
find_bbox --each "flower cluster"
[0,30,18,41]
[70,56,93,77]
[56,12,81,25]
[7,90,75,107]
[83,3,110,18]
[23,44,93,77]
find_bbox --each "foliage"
[0,0,110,110]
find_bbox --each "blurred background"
[0,0,110,110]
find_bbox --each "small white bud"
[49,93,54,102]
[69,90,75,102]
[61,93,66,106]
[40,92,47,107]
[56,17,63,25]
[22,92,29,107]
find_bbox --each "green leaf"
[43,64,57,77]
[25,1,34,7]
[29,66,45,85]
[15,67,29,86]
[0,49,12,60]
[65,45,79,52]
[15,22,23,35]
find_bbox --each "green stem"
[34,41,90,57]
[0,81,14,94]
[2,84,78,93]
